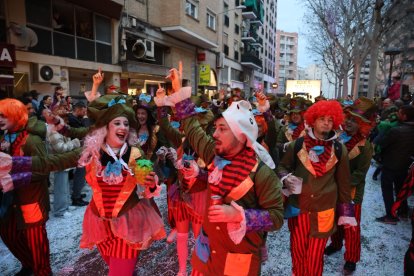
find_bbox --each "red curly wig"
[0,99,29,132]
[304,100,344,129]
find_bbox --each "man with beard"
[154,67,284,275]
[276,100,356,276]
[325,97,377,274]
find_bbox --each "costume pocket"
[317,208,334,233]
[224,252,252,276]
[20,202,43,224]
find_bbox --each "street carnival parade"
[1,0,414,275]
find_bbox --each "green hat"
[277,96,290,112]
[88,94,137,129]
[289,97,306,113]
[346,97,377,123]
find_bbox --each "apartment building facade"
[0,0,277,99]
[275,30,298,94]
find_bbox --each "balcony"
[242,0,260,20]
[241,31,256,43]
[251,36,263,47]
[161,26,218,49]
[241,53,262,70]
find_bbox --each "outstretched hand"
[166,61,183,92]
[256,91,267,106]
[92,68,104,86]
[156,83,166,98]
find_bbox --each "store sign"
[0,43,16,68]
[199,64,210,86]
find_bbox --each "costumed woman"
[79,71,166,275]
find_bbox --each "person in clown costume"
[325,97,377,274]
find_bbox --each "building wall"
[275,30,298,94]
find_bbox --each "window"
[224,45,229,56]
[25,0,113,64]
[224,15,230,27]
[185,1,198,19]
[235,24,239,34]
[207,11,216,30]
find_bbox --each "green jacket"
[276,136,353,238]
[182,116,284,275]
[347,139,373,204]
[1,117,80,229]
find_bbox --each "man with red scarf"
[154,66,284,275]
[276,100,357,276]
[324,97,377,274]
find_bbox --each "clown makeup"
[313,116,333,140]
[212,117,245,158]
[106,116,130,149]
[344,116,359,135]
[136,108,148,126]
[0,113,13,131]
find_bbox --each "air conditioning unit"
[132,39,155,60]
[33,64,61,83]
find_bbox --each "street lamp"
[384,47,402,87]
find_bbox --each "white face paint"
[106,116,130,148]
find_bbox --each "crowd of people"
[0,65,414,276]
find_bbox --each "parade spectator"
[30,90,40,113]
[276,100,356,276]
[65,95,73,113]
[17,96,36,117]
[387,75,402,101]
[377,105,414,224]
[43,109,81,218]
[67,101,90,206]
[37,95,53,120]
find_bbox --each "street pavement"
[0,165,411,275]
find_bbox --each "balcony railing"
[241,53,262,69]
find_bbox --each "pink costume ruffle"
[80,198,166,250]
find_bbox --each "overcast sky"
[276,0,312,67]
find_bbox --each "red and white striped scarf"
[209,147,257,197]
